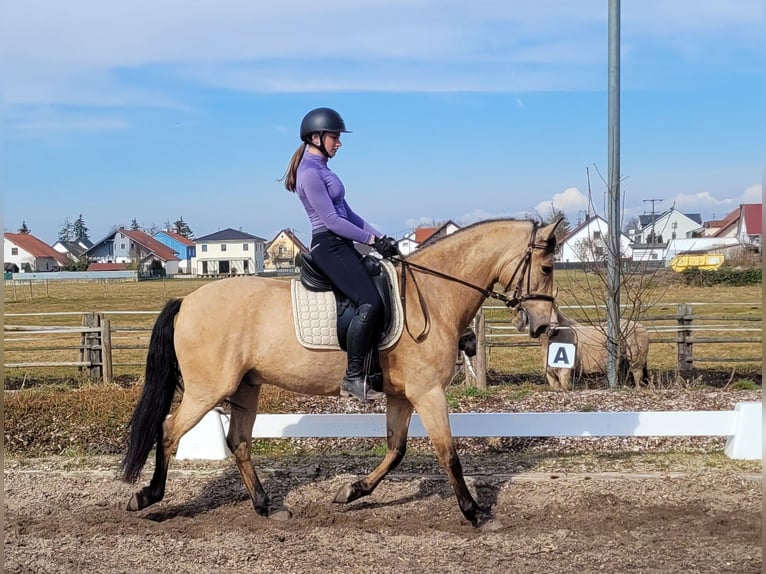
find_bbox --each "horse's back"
[174,276,293,356]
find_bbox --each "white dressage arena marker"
[547,342,576,368]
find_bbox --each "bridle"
[391,221,556,342]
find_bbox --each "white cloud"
[0,0,759,107]
[534,187,590,220]
[740,183,762,204]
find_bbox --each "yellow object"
[669,253,725,272]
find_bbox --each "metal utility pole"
[606,0,621,388]
[643,198,663,244]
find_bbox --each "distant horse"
[541,305,650,390]
[121,218,562,529]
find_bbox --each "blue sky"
[2,1,762,246]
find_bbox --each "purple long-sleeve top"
[296,150,380,244]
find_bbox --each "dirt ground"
[4,450,762,574]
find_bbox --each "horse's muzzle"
[528,321,549,339]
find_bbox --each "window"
[592,231,601,240]
[243,243,249,251]
[11,247,18,255]
[221,244,227,252]
[201,245,208,252]
[650,253,658,260]
[121,243,125,250]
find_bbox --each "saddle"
[292,253,402,351]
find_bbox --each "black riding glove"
[373,235,400,259]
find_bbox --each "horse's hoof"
[333,484,355,504]
[126,493,143,511]
[268,508,292,521]
[478,516,505,531]
[472,508,502,530]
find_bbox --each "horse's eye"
[541,264,553,275]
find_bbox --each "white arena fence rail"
[176,402,762,462]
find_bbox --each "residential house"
[264,228,308,274]
[193,228,266,276]
[630,208,703,262]
[153,230,196,274]
[52,238,94,264]
[557,215,632,264]
[84,227,180,276]
[703,203,762,252]
[4,233,70,272]
[398,220,460,255]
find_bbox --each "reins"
[389,222,555,343]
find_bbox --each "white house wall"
[193,240,265,275]
[559,218,632,263]
[636,211,702,243]
[4,242,34,271]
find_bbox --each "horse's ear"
[539,218,565,247]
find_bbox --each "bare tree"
[553,167,670,387]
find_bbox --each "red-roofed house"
[4,233,70,272]
[706,204,762,251]
[398,220,460,255]
[153,229,197,274]
[84,227,181,276]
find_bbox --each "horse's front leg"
[334,395,414,504]
[411,388,499,529]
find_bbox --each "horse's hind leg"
[226,377,291,520]
[128,393,219,511]
[334,395,414,504]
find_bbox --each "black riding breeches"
[310,231,383,316]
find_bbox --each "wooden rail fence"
[4,303,761,385]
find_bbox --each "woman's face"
[311,132,342,157]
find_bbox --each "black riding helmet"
[300,107,352,156]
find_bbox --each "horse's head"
[506,219,562,339]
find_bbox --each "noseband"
[392,222,555,342]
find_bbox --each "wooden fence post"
[100,315,113,384]
[677,303,694,374]
[79,312,92,376]
[79,312,103,380]
[474,312,487,390]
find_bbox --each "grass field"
[3,270,762,386]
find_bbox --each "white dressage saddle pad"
[291,259,403,350]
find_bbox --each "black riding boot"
[341,304,385,401]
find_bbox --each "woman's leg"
[311,232,384,400]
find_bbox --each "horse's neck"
[406,221,530,325]
[554,306,576,326]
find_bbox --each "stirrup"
[340,376,385,401]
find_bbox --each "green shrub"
[681,267,762,286]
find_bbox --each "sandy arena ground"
[4,451,761,574]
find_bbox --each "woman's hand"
[373,235,400,259]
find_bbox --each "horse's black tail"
[121,298,183,484]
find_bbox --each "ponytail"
[280,144,306,192]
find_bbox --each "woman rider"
[282,107,400,401]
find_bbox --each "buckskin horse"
[121,218,562,528]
